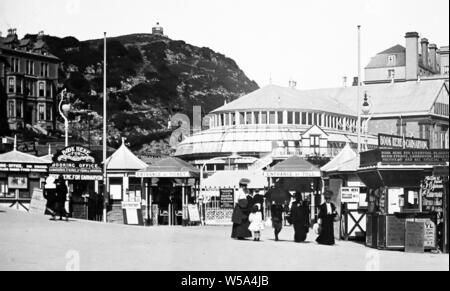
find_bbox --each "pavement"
[0,206,448,271]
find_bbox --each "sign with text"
[341,187,360,203]
[378,134,429,150]
[219,189,235,209]
[360,149,449,167]
[405,221,425,253]
[421,176,444,213]
[49,146,102,180]
[188,204,201,222]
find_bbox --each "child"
[249,203,264,241]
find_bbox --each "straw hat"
[239,178,251,186]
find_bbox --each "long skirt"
[293,223,308,242]
[231,221,252,239]
[316,216,335,245]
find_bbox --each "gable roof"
[301,125,329,137]
[321,144,357,172]
[136,157,200,178]
[106,142,148,171]
[264,156,321,177]
[366,45,406,69]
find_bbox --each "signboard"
[187,204,201,222]
[122,201,143,225]
[135,171,193,178]
[0,163,48,173]
[29,188,47,215]
[8,176,28,189]
[341,187,360,203]
[360,149,449,167]
[405,221,425,253]
[411,219,437,248]
[49,146,102,180]
[219,189,234,209]
[385,216,406,247]
[378,134,429,150]
[264,171,321,178]
[421,176,444,213]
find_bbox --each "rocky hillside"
[25,33,259,155]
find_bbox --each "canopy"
[106,142,148,171]
[264,155,321,178]
[321,144,357,173]
[202,170,267,189]
[136,157,200,178]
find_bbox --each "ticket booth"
[49,146,103,220]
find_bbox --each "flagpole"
[357,25,362,154]
[103,32,107,223]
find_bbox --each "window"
[388,69,395,79]
[301,112,306,125]
[308,113,313,125]
[261,112,267,124]
[294,112,300,124]
[287,112,294,124]
[39,104,45,121]
[8,101,15,118]
[16,77,22,94]
[387,55,396,66]
[444,66,449,75]
[8,77,15,93]
[39,82,45,97]
[254,112,259,124]
[277,111,283,124]
[26,61,35,75]
[16,101,22,118]
[310,135,320,154]
[11,58,20,73]
[0,179,8,198]
[239,112,245,125]
[269,112,276,124]
[46,104,52,122]
[26,80,34,96]
[46,82,51,98]
[246,112,252,124]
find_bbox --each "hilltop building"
[152,22,165,36]
[0,29,60,133]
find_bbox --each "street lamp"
[362,92,372,151]
[58,89,70,147]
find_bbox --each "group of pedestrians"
[43,175,69,221]
[231,178,338,246]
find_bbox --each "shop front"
[321,145,368,241]
[136,157,200,226]
[49,146,103,220]
[0,143,50,211]
[358,148,449,252]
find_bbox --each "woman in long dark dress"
[316,190,338,245]
[231,179,252,240]
[291,192,309,243]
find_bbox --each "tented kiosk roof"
[264,155,321,178]
[136,157,200,178]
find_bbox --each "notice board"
[219,189,234,209]
[188,204,201,222]
[405,221,425,253]
[29,188,47,215]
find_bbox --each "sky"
[1,0,449,89]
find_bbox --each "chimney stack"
[405,32,419,80]
[37,31,44,40]
[429,44,438,72]
[421,38,429,69]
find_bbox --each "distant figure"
[271,203,284,241]
[316,190,338,245]
[291,192,310,243]
[231,178,252,240]
[44,176,57,220]
[55,175,69,221]
[248,203,264,241]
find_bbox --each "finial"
[48,144,52,155]
[122,137,126,145]
[13,135,17,151]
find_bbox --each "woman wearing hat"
[231,178,252,240]
[316,190,338,245]
[291,191,310,243]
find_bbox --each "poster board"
[421,176,444,213]
[121,201,143,225]
[341,187,360,203]
[385,216,406,247]
[405,221,425,253]
[188,204,200,222]
[29,188,47,215]
[219,189,234,209]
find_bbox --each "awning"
[136,157,200,178]
[202,170,268,189]
[264,155,321,177]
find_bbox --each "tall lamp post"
[58,89,70,147]
[362,92,372,151]
[357,25,362,153]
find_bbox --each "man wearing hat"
[231,178,252,240]
[44,176,57,220]
[316,190,338,245]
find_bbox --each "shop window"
[128,178,142,202]
[277,111,283,124]
[8,77,15,93]
[109,178,123,200]
[399,188,420,212]
[0,180,8,198]
[39,104,45,121]
[287,112,294,124]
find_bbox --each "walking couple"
[43,175,69,221]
